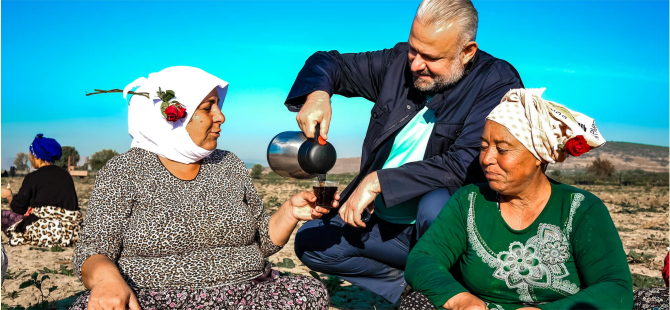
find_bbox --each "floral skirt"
[398,291,436,310]
[69,273,329,309]
[633,287,669,310]
[3,207,82,247]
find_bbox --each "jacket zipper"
[361,112,414,176]
[345,110,414,200]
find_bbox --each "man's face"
[408,18,466,93]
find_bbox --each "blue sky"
[2,0,668,169]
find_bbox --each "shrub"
[54,147,79,169]
[251,164,263,179]
[13,153,30,172]
[587,157,615,177]
[89,149,119,171]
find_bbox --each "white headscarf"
[123,66,229,164]
[486,88,606,163]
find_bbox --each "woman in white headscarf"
[401,88,633,310]
[71,67,332,310]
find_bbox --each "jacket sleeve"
[284,43,406,111]
[538,201,634,310]
[405,188,469,307]
[376,63,523,207]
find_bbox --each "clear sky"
[2,0,668,169]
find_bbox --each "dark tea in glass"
[312,180,338,207]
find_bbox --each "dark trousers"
[294,188,451,303]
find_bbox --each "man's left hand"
[339,171,380,228]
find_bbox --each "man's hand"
[339,171,380,228]
[443,292,488,310]
[296,90,331,140]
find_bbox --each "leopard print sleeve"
[231,154,283,258]
[72,153,135,281]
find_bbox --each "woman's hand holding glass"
[290,190,340,221]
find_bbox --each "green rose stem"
[85,89,150,98]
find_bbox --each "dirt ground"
[1,176,667,310]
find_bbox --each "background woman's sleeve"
[405,188,470,307]
[9,173,34,214]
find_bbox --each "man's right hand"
[87,278,140,310]
[443,292,488,310]
[296,90,331,140]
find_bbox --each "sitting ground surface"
[1,174,667,310]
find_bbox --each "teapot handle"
[314,123,320,141]
[313,123,327,146]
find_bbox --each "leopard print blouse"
[72,148,282,290]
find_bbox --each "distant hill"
[552,141,668,173]
[323,142,669,174]
[247,141,669,175]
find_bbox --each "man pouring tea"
[283,0,523,303]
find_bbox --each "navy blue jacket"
[285,42,523,208]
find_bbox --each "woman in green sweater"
[402,88,633,310]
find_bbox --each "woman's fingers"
[314,206,330,214]
[128,293,141,310]
[301,190,316,201]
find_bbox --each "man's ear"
[461,41,478,65]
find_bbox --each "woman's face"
[28,152,44,168]
[186,88,225,151]
[479,120,542,196]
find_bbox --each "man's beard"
[413,58,465,93]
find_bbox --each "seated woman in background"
[1,134,81,247]
[70,66,331,310]
[402,88,633,310]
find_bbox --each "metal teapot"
[267,125,337,179]
[266,125,371,223]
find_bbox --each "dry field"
[1,174,668,310]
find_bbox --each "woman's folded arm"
[405,190,470,308]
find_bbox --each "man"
[284,0,523,303]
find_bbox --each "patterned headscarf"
[486,88,606,163]
[123,66,229,164]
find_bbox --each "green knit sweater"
[405,181,633,310]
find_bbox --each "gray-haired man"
[285,0,523,302]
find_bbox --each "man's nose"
[410,54,426,72]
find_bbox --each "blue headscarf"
[29,134,62,163]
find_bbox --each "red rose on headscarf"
[663,251,669,287]
[176,104,186,119]
[565,135,591,156]
[165,105,180,122]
